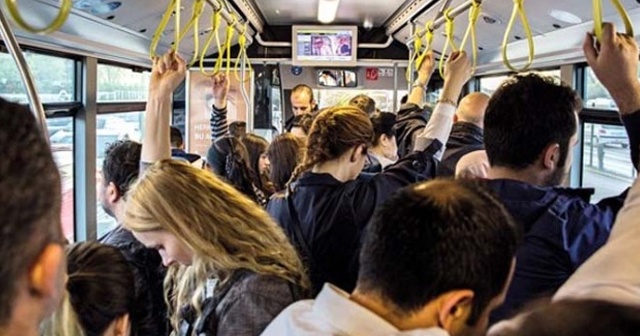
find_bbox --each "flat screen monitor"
[292,25,358,66]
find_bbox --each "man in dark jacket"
[438,92,489,177]
[98,140,168,335]
[485,23,640,324]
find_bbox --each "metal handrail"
[0,6,49,141]
[205,0,253,46]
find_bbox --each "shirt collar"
[313,284,450,336]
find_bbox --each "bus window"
[0,51,75,103]
[47,117,75,242]
[96,112,145,237]
[97,64,150,102]
[583,67,640,111]
[479,70,561,95]
[582,122,635,202]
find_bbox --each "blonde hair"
[123,159,308,333]
[41,292,85,336]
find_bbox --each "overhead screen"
[292,26,358,66]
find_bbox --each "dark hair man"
[285,84,317,132]
[484,23,640,323]
[170,126,201,163]
[438,92,490,177]
[0,98,65,336]
[263,179,519,336]
[98,140,168,336]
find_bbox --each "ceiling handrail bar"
[406,0,484,48]
[205,0,253,45]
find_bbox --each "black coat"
[267,141,442,295]
[394,103,432,159]
[100,226,168,336]
[438,122,484,177]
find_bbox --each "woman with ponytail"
[43,241,136,336]
[267,51,474,295]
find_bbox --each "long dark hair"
[241,134,275,195]
[267,133,305,191]
[46,241,136,336]
[207,136,257,200]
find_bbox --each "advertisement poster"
[186,69,252,156]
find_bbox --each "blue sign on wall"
[291,66,303,76]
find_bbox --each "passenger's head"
[123,160,307,330]
[228,121,247,138]
[370,112,398,161]
[170,126,184,150]
[206,136,255,199]
[291,84,316,116]
[349,94,377,115]
[495,299,640,336]
[484,74,580,187]
[267,133,305,191]
[291,106,374,183]
[290,113,314,138]
[241,134,273,194]
[356,179,519,336]
[99,140,141,222]
[0,98,65,333]
[455,92,490,128]
[44,242,135,336]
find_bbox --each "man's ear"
[542,143,561,170]
[107,182,122,204]
[453,114,459,123]
[437,290,474,332]
[29,244,65,309]
[113,314,131,336]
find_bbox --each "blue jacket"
[489,111,640,323]
[267,141,442,296]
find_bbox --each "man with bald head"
[438,92,490,177]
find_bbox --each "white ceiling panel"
[254,0,408,26]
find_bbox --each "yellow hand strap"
[406,26,424,82]
[235,23,253,82]
[502,0,534,72]
[5,0,72,34]
[150,0,178,59]
[460,0,481,72]
[415,21,435,72]
[200,8,223,76]
[223,15,237,77]
[593,0,634,42]
[175,0,206,65]
[173,0,181,51]
[439,9,458,79]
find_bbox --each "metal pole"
[240,54,252,130]
[407,23,415,91]
[0,7,49,141]
[406,0,484,47]
[393,61,398,112]
[205,0,253,45]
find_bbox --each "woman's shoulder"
[225,270,302,301]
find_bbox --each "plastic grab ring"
[6,0,72,34]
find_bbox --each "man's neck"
[487,166,548,187]
[111,201,126,224]
[350,290,438,331]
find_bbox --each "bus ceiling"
[3,0,640,73]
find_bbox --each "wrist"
[213,99,227,111]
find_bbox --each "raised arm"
[141,52,186,165]
[553,22,640,303]
[407,52,436,106]
[414,51,472,158]
[210,72,231,140]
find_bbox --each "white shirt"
[261,284,450,336]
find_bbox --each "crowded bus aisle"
[4,0,640,333]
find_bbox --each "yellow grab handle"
[593,0,634,42]
[460,0,481,72]
[235,23,253,82]
[176,0,205,65]
[150,0,177,59]
[223,15,237,77]
[502,0,534,72]
[439,9,458,79]
[200,9,223,76]
[5,0,72,34]
[415,21,435,72]
[406,26,424,82]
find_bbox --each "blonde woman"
[125,51,308,336]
